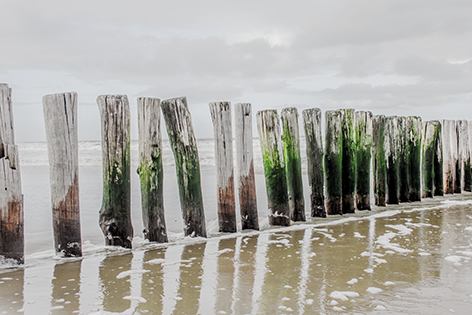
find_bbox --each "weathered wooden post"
[372,115,387,206]
[453,121,461,194]
[442,119,455,194]
[137,97,168,243]
[210,101,237,233]
[397,116,410,203]
[234,103,259,230]
[281,107,305,221]
[457,120,471,191]
[43,92,82,257]
[324,110,343,215]
[256,110,290,226]
[0,84,24,263]
[161,97,207,237]
[407,116,422,202]
[302,108,326,217]
[341,109,357,213]
[385,116,399,204]
[422,120,442,198]
[469,121,472,191]
[97,95,133,248]
[355,111,372,210]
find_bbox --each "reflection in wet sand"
[2,199,472,313]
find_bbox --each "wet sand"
[2,194,472,314]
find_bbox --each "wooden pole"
[160,97,207,237]
[324,110,343,215]
[442,119,455,194]
[137,97,168,243]
[256,110,290,226]
[372,115,387,206]
[302,108,326,217]
[397,116,410,203]
[469,121,472,192]
[355,111,372,210]
[433,121,444,196]
[0,84,24,264]
[407,116,422,202]
[453,121,461,194]
[234,103,259,230]
[281,107,305,221]
[97,95,133,248]
[457,120,471,191]
[43,92,82,257]
[385,116,399,204]
[341,109,357,213]
[422,120,442,198]
[210,101,237,233]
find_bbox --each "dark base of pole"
[268,204,290,226]
[311,198,326,217]
[0,200,24,264]
[342,195,355,214]
[54,218,82,257]
[356,194,371,210]
[290,201,306,222]
[326,197,342,215]
[409,191,421,202]
[375,197,386,207]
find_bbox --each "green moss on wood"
[373,115,387,206]
[325,110,343,215]
[341,109,356,213]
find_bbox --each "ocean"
[1,139,472,314]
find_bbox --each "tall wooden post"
[372,115,387,206]
[469,121,472,192]
[137,97,167,243]
[97,95,133,248]
[385,116,399,204]
[256,110,290,226]
[234,103,258,230]
[422,120,442,198]
[442,119,455,194]
[433,121,444,196]
[407,116,422,202]
[161,97,207,237]
[210,101,237,233]
[302,108,326,217]
[324,110,343,215]
[457,120,471,192]
[355,111,372,210]
[43,92,82,257]
[341,109,357,213]
[281,107,305,221]
[397,116,410,203]
[0,84,24,264]
[453,121,461,194]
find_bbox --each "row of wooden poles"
[1,83,471,264]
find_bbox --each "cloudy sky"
[1,0,471,142]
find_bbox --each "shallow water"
[2,194,472,314]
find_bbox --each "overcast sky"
[1,0,471,142]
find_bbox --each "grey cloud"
[394,55,469,81]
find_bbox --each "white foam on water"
[347,278,358,285]
[366,287,383,294]
[116,269,150,279]
[329,291,360,301]
[123,296,147,303]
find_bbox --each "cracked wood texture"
[137,97,168,243]
[408,116,422,202]
[161,97,207,237]
[281,107,305,222]
[210,101,236,233]
[0,83,23,264]
[457,120,471,192]
[324,110,343,215]
[341,109,357,214]
[355,111,373,210]
[385,116,399,204]
[257,110,290,226]
[302,108,326,217]
[234,103,259,230]
[43,92,82,257]
[373,115,387,206]
[97,95,133,248]
[422,120,443,198]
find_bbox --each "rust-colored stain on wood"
[218,174,236,233]
[0,198,24,263]
[239,164,259,230]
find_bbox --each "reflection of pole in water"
[367,218,377,271]
[0,269,24,314]
[138,248,167,313]
[230,236,242,313]
[197,239,219,314]
[50,260,82,313]
[162,245,184,314]
[297,227,313,314]
[99,253,133,312]
[214,238,236,314]
[251,233,269,315]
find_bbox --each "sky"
[1,0,471,142]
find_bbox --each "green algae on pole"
[457,120,471,192]
[234,103,259,230]
[137,97,168,243]
[341,109,357,213]
[281,107,305,222]
[302,108,326,217]
[433,122,444,196]
[355,111,373,210]
[422,120,443,198]
[396,117,410,203]
[453,121,461,194]
[210,101,237,233]
[324,110,343,215]
[43,92,82,257]
[442,119,455,194]
[256,110,290,226]
[0,84,24,264]
[97,95,133,248]
[372,115,387,206]
[407,116,423,202]
[161,97,207,237]
[385,116,399,204]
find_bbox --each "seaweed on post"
[373,115,387,206]
[407,116,422,202]
[341,109,357,213]
[355,111,373,210]
[386,116,399,204]
[324,110,343,215]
